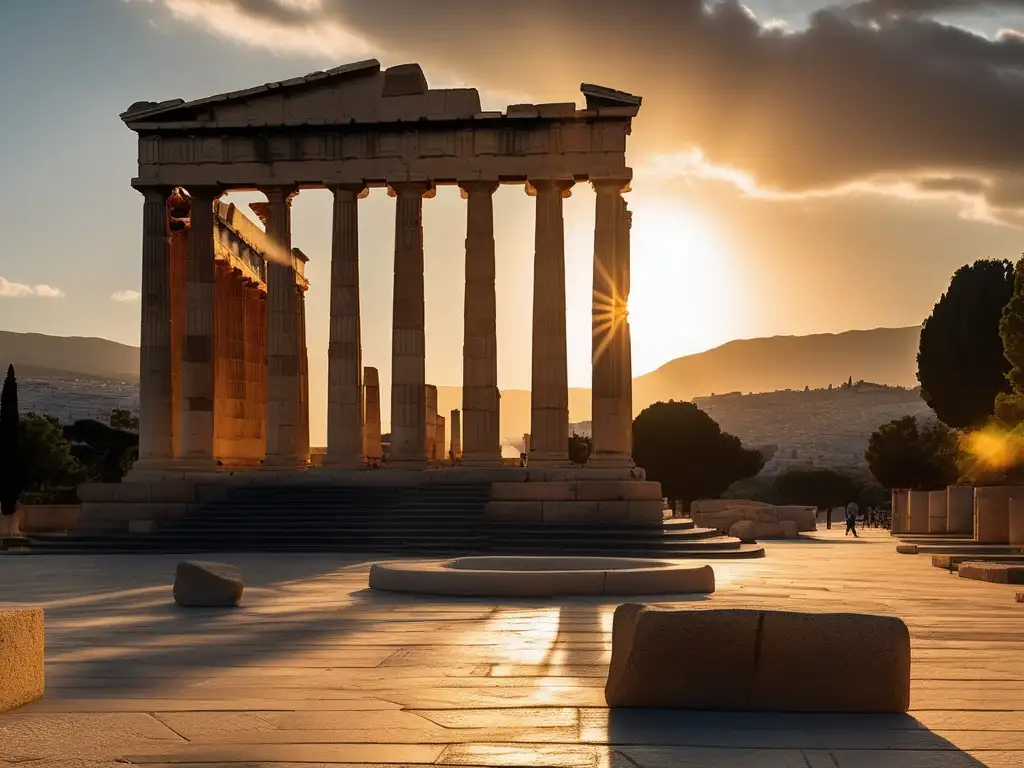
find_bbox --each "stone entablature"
[122,60,639,190]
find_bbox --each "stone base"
[77,480,197,534]
[485,476,664,526]
[958,562,1024,584]
[0,608,44,712]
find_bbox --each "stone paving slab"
[1,530,1022,766]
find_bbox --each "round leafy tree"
[918,259,1014,429]
[773,468,860,510]
[632,400,765,508]
[865,415,960,490]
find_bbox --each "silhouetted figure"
[845,500,860,537]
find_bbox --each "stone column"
[425,384,438,462]
[169,222,187,459]
[179,186,220,467]
[591,180,634,467]
[450,408,461,458]
[388,181,433,466]
[243,283,261,461]
[436,414,446,463]
[362,366,382,462]
[263,187,307,468]
[325,184,367,467]
[529,179,574,465]
[136,186,174,470]
[459,181,501,466]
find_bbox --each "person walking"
[845,500,860,537]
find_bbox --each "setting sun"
[627,201,743,375]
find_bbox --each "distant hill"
[1,325,922,451]
[0,331,139,381]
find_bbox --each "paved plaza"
[1,529,1021,767]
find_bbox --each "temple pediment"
[121,59,483,129]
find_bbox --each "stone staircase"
[16,483,763,558]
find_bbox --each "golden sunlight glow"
[627,202,741,372]
[962,424,1024,478]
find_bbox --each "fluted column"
[362,366,382,462]
[459,180,501,466]
[179,186,220,466]
[169,221,188,459]
[325,184,367,467]
[529,179,574,466]
[136,186,174,469]
[425,384,438,461]
[388,180,433,466]
[263,186,307,468]
[591,178,634,466]
[450,408,461,459]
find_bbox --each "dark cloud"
[172,0,1024,216]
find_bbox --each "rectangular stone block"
[628,500,668,523]
[542,501,599,525]
[1010,498,1024,547]
[946,485,974,535]
[958,562,1024,584]
[907,490,930,534]
[575,480,663,501]
[928,489,947,534]
[750,611,910,713]
[489,481,576,502]
[0,608,44,712]
[482,501,542,523]
[597,501,631,524]
[974,486,1024,544]
[606,606,910,713]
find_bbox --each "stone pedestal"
[529,179,573,466]
[975,486,1024,544]
[362,366,382,462]
[928,489,947,534]
[460,181,501,466]
[946,485,974,535]
[450,409,461,458]
[389,182,432,466]
[325,184,366,468]
[907,490,930,534]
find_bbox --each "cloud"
[0,278,65,298]
[110,289,141,303]
[135,0,1024,222]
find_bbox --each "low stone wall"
[1010,498,1024,547]
[485,478,664,526]
[16,505,80,534]
[77,481,196,534]
[928,490,947,534]
[605,604,910,712]
[907,490,930,534]
[0,608,45,712]
[946,485,974,536]
[691,504,816,534]
[975,486,1024,545]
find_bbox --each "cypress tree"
[0,364,22,516]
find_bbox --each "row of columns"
[137,176,634,471]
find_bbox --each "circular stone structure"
[368,556,715,597]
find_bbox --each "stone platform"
[1,528,1023,766]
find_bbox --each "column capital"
[526,179,575,198]
[326,182,369,199]
[387,180,435,199]
[262,185,299,206]
[458,180,499,199]
[590,175,632,195]
[134,184,173,202]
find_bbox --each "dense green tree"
[19,414,85,495]
[632,400,765,508]
[917,259,1014,429]
[865,415,960,490]
[63,419,139,483]
[995,255,1024,424]
[773,468,860,510]
[568,433,592,466]
[109,408,140,432]
[0,365,21,516]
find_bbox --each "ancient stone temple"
[90,59,662,528]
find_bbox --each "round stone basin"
[369,556,715,598]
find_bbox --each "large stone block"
[0,608,44,712]
[489,481,575,502]
[928,489,947,534]
[173,561,244,607]
[576,480,663,501]
[975,486,1024,544]
[605,605,761,709]
[958,562,1024,584]
[907,490,930,534]
[729,520,758,543]
[775,506,817,532]
[750,611,911,713]
[1010,498,1024,547]
[542,501,599,525]
[482,501,543,523]
[946,485,975,536]
[891,489,909,534]
[605,606,910,713]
